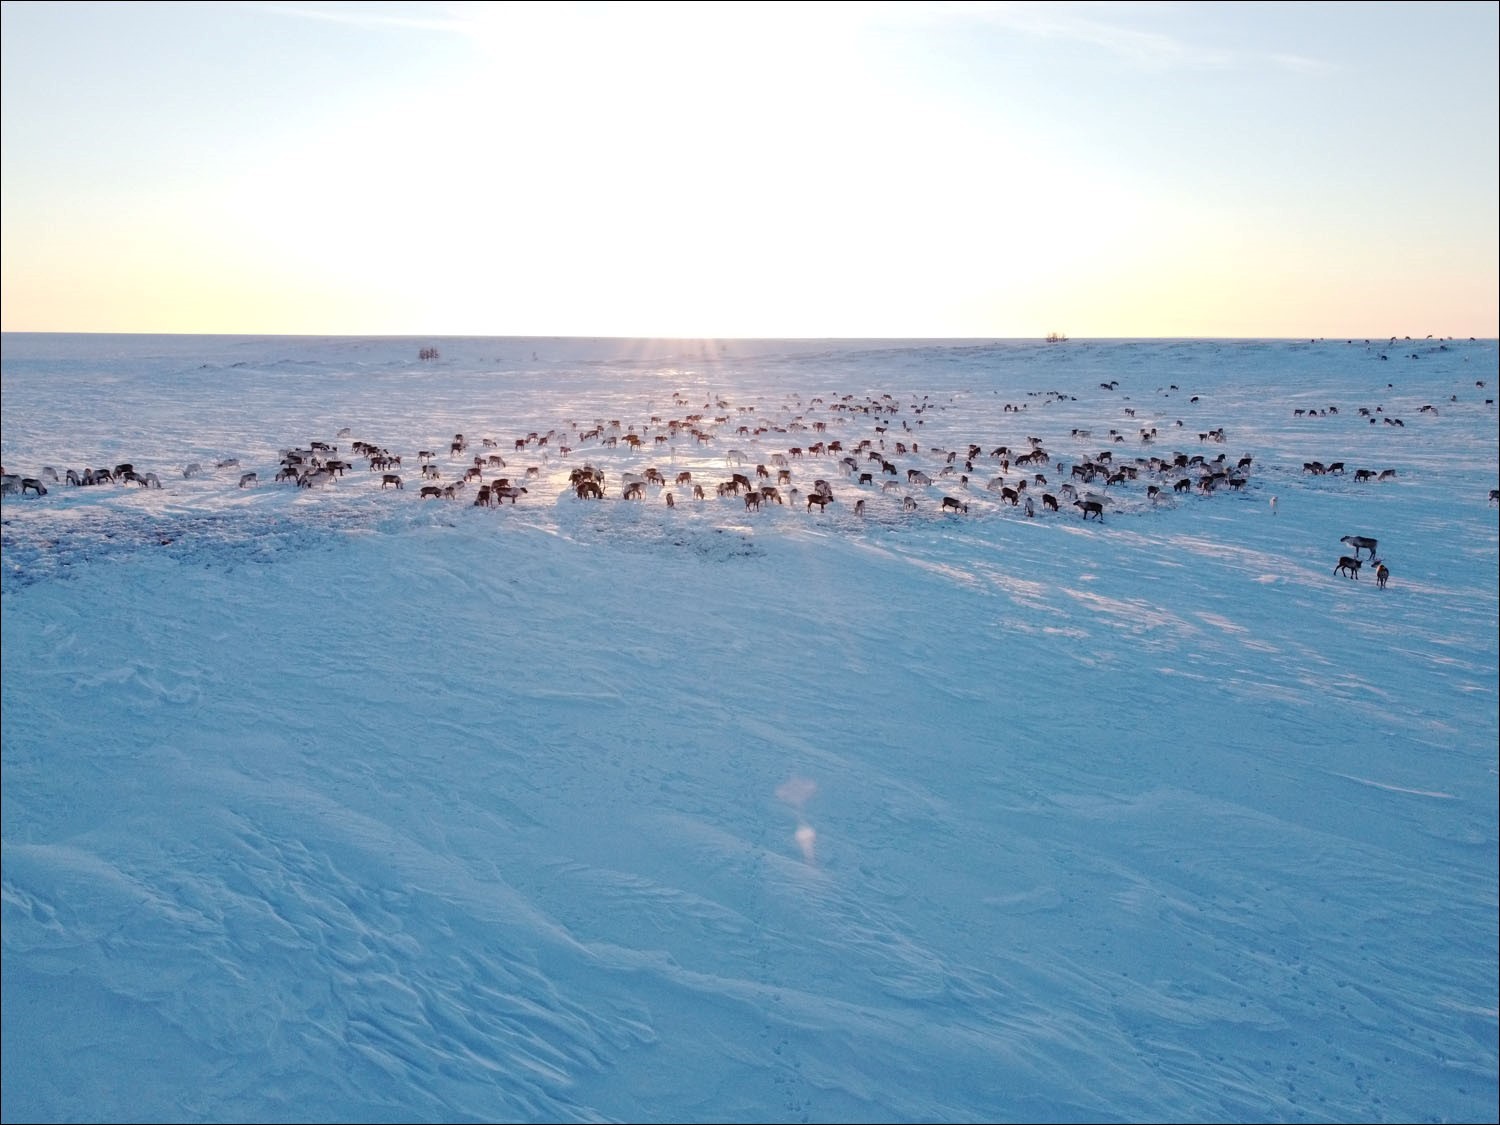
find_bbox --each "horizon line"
[4,330,1492,343]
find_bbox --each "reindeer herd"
[5,380,1492,590]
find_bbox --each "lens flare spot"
[794,824,817,863]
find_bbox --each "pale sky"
[2,1,1496,338]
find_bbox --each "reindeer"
[1341,535,1378,560]
[382,474,404,489]
[806,492,833,512]
[238,472,258,488]
[940,496,968,513]
[1374,560,1390,589]
[1075,499,1105,521]
[1334,556,1362,579]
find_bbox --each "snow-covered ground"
[3,333,1496,1124]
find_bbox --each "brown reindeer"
[1334,556,1362,579]
[1075,499,1105,521]
[807,492,833,512]
[941,496,968,513]
[381,474,403,489]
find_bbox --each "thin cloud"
[885,1,1338,74]
[243,2,1337,74]
[240,2,471,34]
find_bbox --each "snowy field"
[2,333,1497,1124]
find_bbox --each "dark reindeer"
[1334,556,1362,579]
[1075,499,1105,521]
[1341,535,1378,559]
